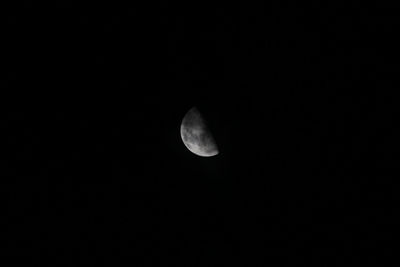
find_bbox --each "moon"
[180,107,219,157]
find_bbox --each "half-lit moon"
[180,107,218,157]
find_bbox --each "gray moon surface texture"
[180,107,219,157]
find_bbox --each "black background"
[2,1,398,266]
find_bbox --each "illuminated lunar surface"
[180,107,218,157]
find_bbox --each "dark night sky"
[2,1,398,266]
